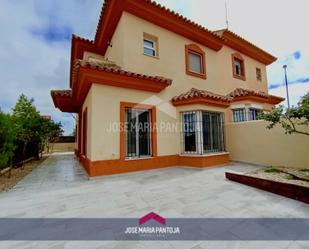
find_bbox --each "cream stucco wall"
[105,12,269,98]
[81,86,94,159]
[88,84,237,161]
[226,121,309,169]
[89,84,182,161]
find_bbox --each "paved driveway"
[0,153,308,249]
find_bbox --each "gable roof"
[171,87,284,107]
[171,88,232,107]
[213,29,277,65]
[52,59,172,113]
[94,0,224,54]
[227,88,284,105]
[70,0,277,86]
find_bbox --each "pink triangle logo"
[139,212,166,225]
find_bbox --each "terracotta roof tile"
[95,0,223,44]
[172,88,232,102]
[72,34,94,44]
[213,29,277,63]
[72,59,173,85]
[51,90,72,97]
[172,87,284,105]
[142,0,223,40]
[227,88,269,99]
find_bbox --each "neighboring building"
[51,0,284,177]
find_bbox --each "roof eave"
[222,30,277,65]
[94,0,224,55]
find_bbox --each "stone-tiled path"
[0,153,308,249]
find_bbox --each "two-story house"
[51,0,284,177]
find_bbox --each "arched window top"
[232,52,244,60]
[186,44,204,54]
[231,52,246,81]
[185,44,206,79]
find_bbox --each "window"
[143,33,158,57]
[235,59,243,76]
[182,111,225,155]
[143,39,156,57]
[232,108,246,123]
[232,107,262,122]
[232,53,245,80]
[189,52,202,74]
[248,108,261,121]
[125,108,151,158]
[256,68,262,81]
[185,44,206,79]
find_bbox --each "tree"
[11,94,43,160]
[40,118,63,154]
[0,110,15,169]
[11,94,63,161]
[259,92,309,136]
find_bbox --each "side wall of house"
[226,121,309,169]
[81,86,94,160]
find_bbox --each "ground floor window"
[232,107,262,122]
[181,111,225,155]
[248,108,262,121]
[232,108,246,122]
[125,108,151,158]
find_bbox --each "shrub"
[264,167,281,173]
[0,111,15,169]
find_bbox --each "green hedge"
[0,112,15,170]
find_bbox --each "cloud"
[269,77,309,90]
[293,51,301,60]
[269,82,309,107]
[30,24,72,43]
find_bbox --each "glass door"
[125,108,151,158]
[202,112,224,153]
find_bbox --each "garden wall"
[225,120,309,169]
[51,143,75,152]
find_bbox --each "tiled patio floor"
[0,153,308,249]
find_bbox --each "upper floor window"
[143,33,158,57]
[232,53,246,80]
[256,68,262,81]
[185,44,206,79]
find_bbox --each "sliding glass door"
[182,112,197,153]
[202,112,224,153]
[125,108,151,158]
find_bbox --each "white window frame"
[231,104,263,122]
[232,108,246,123]
[248,107,262,121]
[181,110,225,155]
[143,38,156,57]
